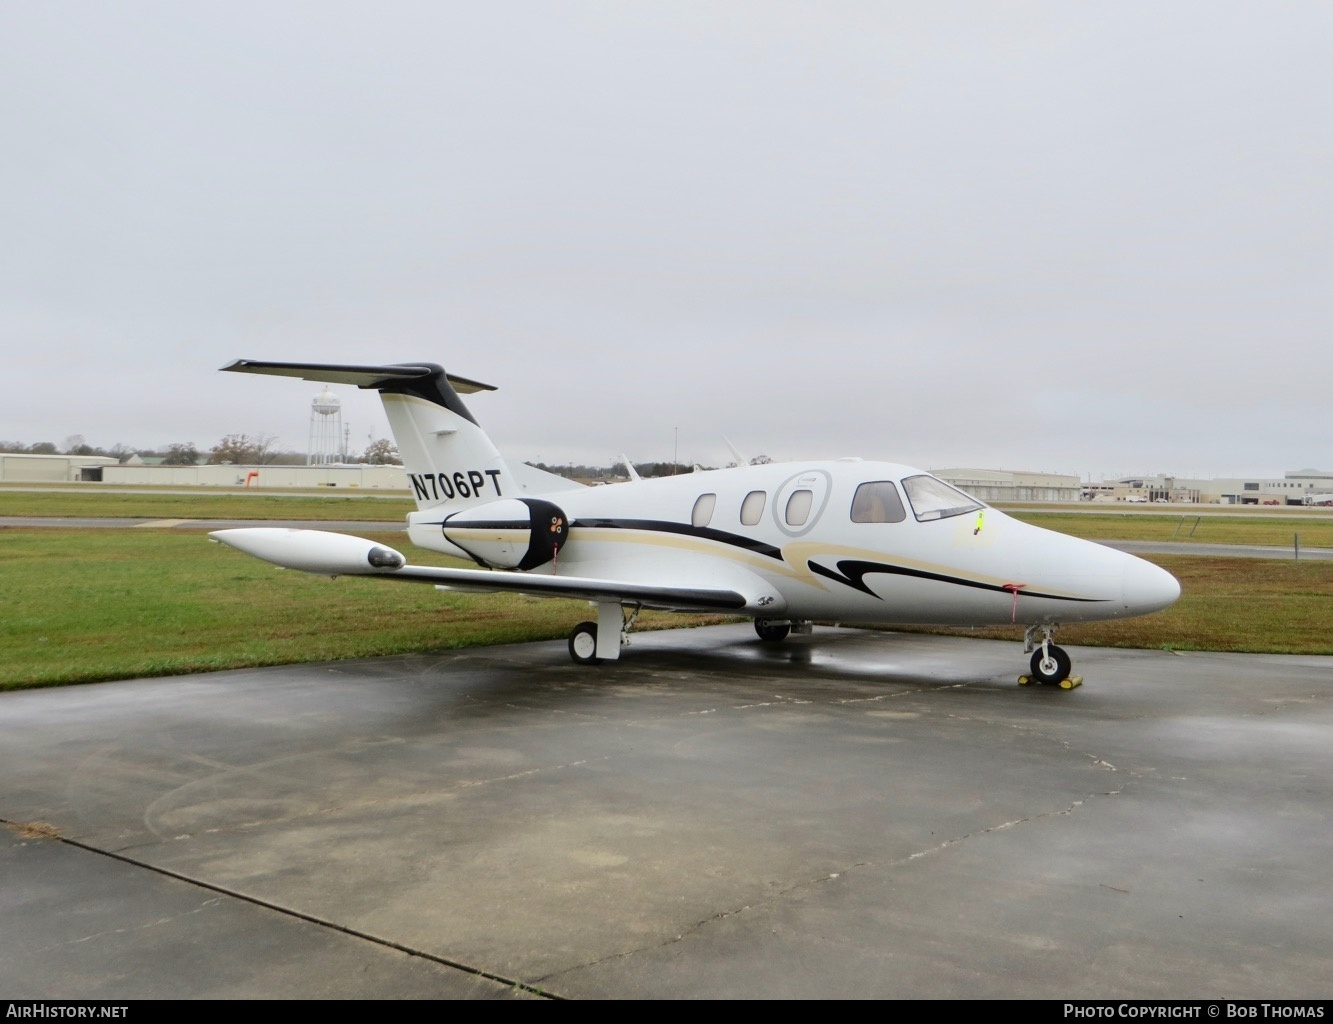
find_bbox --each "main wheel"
[1029,644,1072,686]
[754,619,791,643]
[568,621,602,665]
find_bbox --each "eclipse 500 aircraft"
[213,359,1180,686]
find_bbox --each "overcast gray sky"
[3,1,1329,480]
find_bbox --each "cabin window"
[692,493,717,528]
[785,489,813,526]
[740,490,766,526]
[850,481,906,523]
[902,475,983,522]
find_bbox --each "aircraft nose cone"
[1122,556,1181,615]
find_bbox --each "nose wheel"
[1028,644,1072,685]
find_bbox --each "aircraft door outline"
[772,469,833,538]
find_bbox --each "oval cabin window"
[692,493,717,528]
[785,489,813,526]
[740,490,766,526]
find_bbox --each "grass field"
[0,529,727,690]
[2,494,1330,690]
[1010,510,1333,548]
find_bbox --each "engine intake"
[441,498,569,570]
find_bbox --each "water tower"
[307,388,344,465]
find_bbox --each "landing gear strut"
[1019,624,1081,689]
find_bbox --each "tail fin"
[221,359,518,511]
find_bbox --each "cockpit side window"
[740,490,766,526]
[850,481,906,523]
[692,493,717,528]
[902,475,984,522]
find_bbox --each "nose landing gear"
[1018,624,1082,689]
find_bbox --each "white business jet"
[212,360,1180,686]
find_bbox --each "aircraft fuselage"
[407,458,1179,628]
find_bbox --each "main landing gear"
[568,621,602,664]
[753,619,812,643]
[1018,624,1082,689]
[567,604,641,665]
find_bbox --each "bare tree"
[163,442,202,466]
[207,434,279,465]
[363,438,402,465]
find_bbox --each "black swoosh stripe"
[808,559,1109,604]
[571,518,785,560]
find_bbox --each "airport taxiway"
[2,625,1331,999]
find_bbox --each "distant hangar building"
[101,462,408,489]
[1093,470,1333,504]
[0,452,406,489]
[0,453,121,482]
[932,469,1081,503]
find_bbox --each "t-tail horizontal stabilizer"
[220,359,497,395]
[221,359,513,512]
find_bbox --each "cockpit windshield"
[901,475,984,522]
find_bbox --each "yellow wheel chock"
[1017,674,1083,689]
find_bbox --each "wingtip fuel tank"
[210,528,405,575]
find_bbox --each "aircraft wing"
[372,564,745,611]
[210,528,749,613]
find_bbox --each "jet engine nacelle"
[441,497,570,570]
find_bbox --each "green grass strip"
[0,529,725,690]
